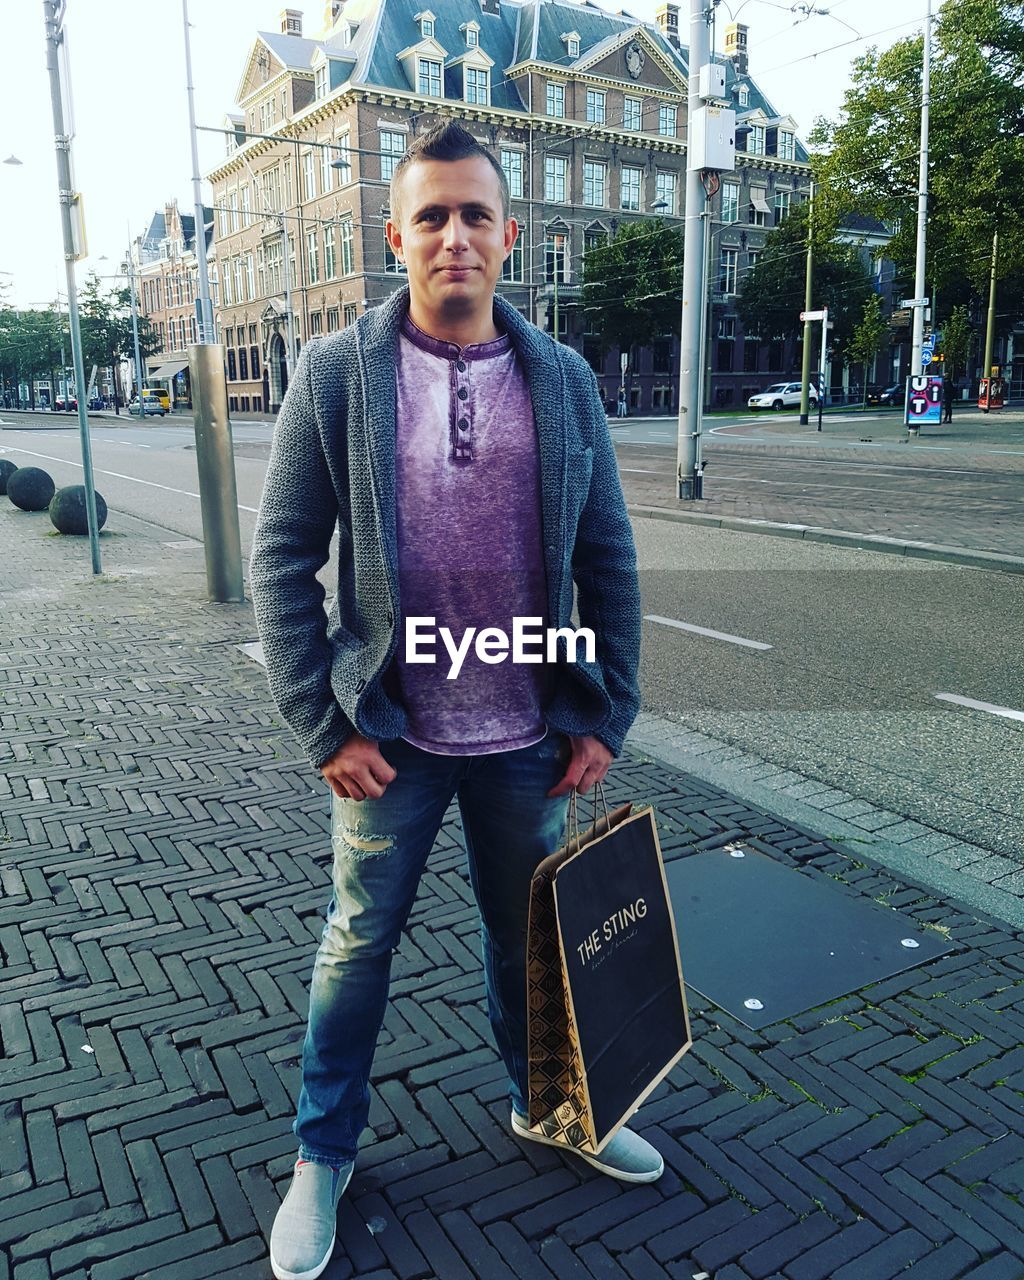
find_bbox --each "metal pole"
[281,218,296,376]
[982,227,998,380]
[910,0,932,374]
[42,0,101,574]
[799,181,815,425]
[817,310,827,432]
[182,0,214,343]
[126,240,145,408]
[676,0,711,501]
[188,344,244,601]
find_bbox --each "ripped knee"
[334,826,394,858]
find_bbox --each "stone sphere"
[49,485,108,534]
[0,459,16,494]
[7,467,56,511]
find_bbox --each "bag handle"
[567,781,611,850]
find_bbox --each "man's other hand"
[320,734,398,802]
[547,734,613,797]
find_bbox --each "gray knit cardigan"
[249,285,641,770]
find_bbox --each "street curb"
[626,714,1024,934]
[627,503,1024,575]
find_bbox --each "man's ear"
[385,218,404,263]
[503,217,519,257]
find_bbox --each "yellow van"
[144,387,171,412]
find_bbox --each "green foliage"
[735,202,875,356]
[941,304,974,380]
[848,293,888,402]
[582,219,684,357]
[809,0,1024,320]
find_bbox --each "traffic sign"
[902,297,930,307]
[921,343,934,365]
[800,309,826,321]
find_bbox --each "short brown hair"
[389,119,511,226]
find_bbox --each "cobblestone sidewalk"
[2,503,1023,1280]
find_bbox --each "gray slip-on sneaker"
[270,1157,354,1280]
[511,1110,664,1183]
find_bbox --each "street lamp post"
[42,0,102,575]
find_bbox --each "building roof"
[255,30,327,70]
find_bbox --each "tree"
[810,0,1024,325]
[735,203,876,360]
[582,219,684,362]
[940,304,974,384]
[848,293,887,406]
[78,273,160,406]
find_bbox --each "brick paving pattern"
[2,504,1023,1279]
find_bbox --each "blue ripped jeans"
[293,732,571,1167]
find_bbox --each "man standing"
[942,376,956,423]
[251,121,654,1280]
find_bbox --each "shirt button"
[458,417,469,431]
[457,386,468,400]
[456,360,467,372]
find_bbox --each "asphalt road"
[3,413,1021,859]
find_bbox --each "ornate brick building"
[208,1,811,414]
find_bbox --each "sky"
[0,0,935,310]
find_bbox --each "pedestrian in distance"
[942,376,955,423]
[250,120,652,1280]
[617,384,628,417]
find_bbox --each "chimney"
[281,8,303,36]
[725,22,748,75]
[655,3,680,49]
[323,0,344,29]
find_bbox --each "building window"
[501,239,524,282]
[465,67,489,105]
[240,185,251,227]
[743,338,759,372]
[189,314,197,343]
[719,247,738,295]
[749,186,768,226]
[567,36,580,58]
[266,239,282,295]
[747,125,765,155]
[310,311,323,336]
[239,346,249,379]
[546,81,564,117]
[466,25,478,47]
[748,250,760,273]
[327,307,340,332]
[736,84,749,107]
[257,247,266,297]
[584,228,607,257]
[314,64,328,99]
[380,131,405,180]
[324,224,336,279]
[233,258,243,303]
[343,302,358,326]
[418,58,442,96]
[655,170,677,214]
[721,183,739,223]
[586,89,606,125]
[623,96,641,131]
[501,148,523,199]
[340,215,354,274]
[774,190,791,224]
[545,230,569,283]
[419,13,434,38]
[658,104,677,137]
[620,165,642,212]
[778,130,795,161]
[716,316,735,371]
[334,130,351,184]
[250,345,261,377]
[583,160,606,207]
[321,140,333,194]
[303,151,316,201]
[245,254,255,301]
[544,154,568,202]
[227,348,237,380]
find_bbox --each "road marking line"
[934,693,1024,723]
[118,440,152,448]
[644,614,772,650]
[0,445,259,513]
[620,467,662,474]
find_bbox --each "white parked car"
[748,381,818,411]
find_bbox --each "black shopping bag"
[526,791,691,1154]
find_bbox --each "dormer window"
[461,21,480,48]
[314,64,327,99]
[561,31,581,59]
[736,83,749,107]
[417,56,442,96]
[465,66,489,105]
[415,9,436,39]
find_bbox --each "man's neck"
[407,297,500,348]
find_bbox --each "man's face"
[386,155,517,318]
